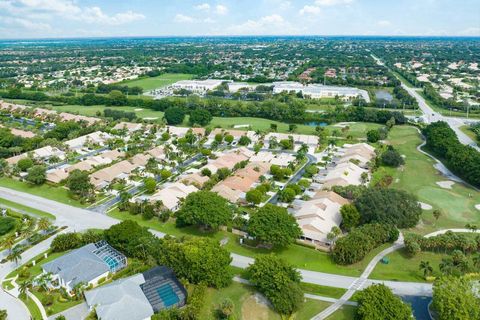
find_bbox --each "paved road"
[372,54,479,151]
[1,187,471,319]
[89,153,203,213]
[0,229,68,320]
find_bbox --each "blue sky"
[0,0,479,39]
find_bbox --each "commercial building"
[170,79,228,94]
[272,81,370,102]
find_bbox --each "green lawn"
[33,289,82,317]
[20,294,43,320]
[325,305,356,320]
[369,248,445,282]
[0,177,86,208]
[296,300,331,320]
[120,73,193,91]
[374,125,480,234]
[460,125,478,144]
[300,283,347,299]
[47,104,164,120]
[200,281,331,320]
[108,209,392,277]
[0,197,55,220]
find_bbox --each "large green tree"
[176,191,233,230]
[247,255,303,315]
[189,109,212,126]
[356,284,412,320]
[247,204,302,248]
[354,188,421,228]
[156,237,232,288]
[66,169,95,200]
[25,165,46,185]
[433,276,480,320]
[104,220,156,258]
[340,203,360,231]
[164,107,185,125]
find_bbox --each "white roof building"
[170,79,229,94]
[272,81,370,102]
[149,182,198,211]
[291,191,349,245]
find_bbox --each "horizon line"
[1,34,480,41]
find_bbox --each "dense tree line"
[354,188,422,228]
[1,88,408,126]
[432,276,480,320]
[404,231,480,255]
[104,108,136,121]
[423,121,480,187]
[94,83,143,95]
[332,223,399,265]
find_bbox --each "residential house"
[290,191,349,245]
[42,241,126,293]
[149,182,198,211]
[84,266,186,320]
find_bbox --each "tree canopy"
[155,237,232,288]
[164,107,185,125]
[104,220,156,258]
[432,276,480,320]
[176,191,233,230]
[356,284,412,320]
[247,255,303,315]
[354,188,421,228]
[247,204,302,248]
[66,169,94,200]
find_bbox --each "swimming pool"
[157,283,180,308]
[103,256,119,271]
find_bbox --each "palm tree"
[72,282,87,300]
[419,261,433,278]
[4,234,16,254]
[37,218,51,234]
[8,249,22,266]
[18,280,32,299]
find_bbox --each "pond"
[400,295,432,320]
[304,122,328,127]
[375,90,393,102]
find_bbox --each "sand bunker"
[475,204,480,211]
[134,108,143,111]
[419,202,433,210]
[436,180,455,189]
[333,122,356,128]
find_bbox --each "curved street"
[0,186,466,320]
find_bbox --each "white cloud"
[458,27,480,36]
[279,1,292,10]
[195,3,210,11]
[2,16,51,31]
[377,20,391,27]
[315,0,353,6]
[225,14,300,35]
[299,5,321,15]
[215,4,229,15]
[80,7,145,25]
[203,17,216,24]
[0,0,145,26]
[174,14,195,23]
